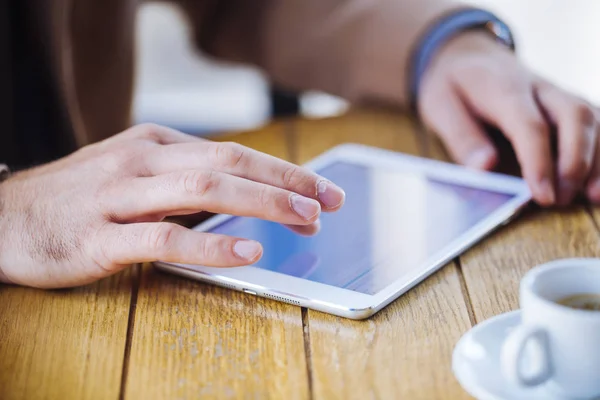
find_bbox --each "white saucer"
[452,310,573,400]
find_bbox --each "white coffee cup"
[501,258,600,398]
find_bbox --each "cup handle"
[501,325,552,387]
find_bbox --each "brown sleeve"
[174,0,468,109]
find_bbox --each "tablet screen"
[208,161,514,295]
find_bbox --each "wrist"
[409,8,515,111]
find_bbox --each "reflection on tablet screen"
[209,162,513,295]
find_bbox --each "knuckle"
[91,227,118,270]
[255,185,272,210]
[282,165,316,194]
[98,151,122,170]
[213,142,247,169]
[98,147,134,173]
[134,123,163,141]
[573,102,596,127]
[282,165,303,188]
[198,236,221,262]
[181,170,217,197]
[145,224,177,255]
[125,123,176,145]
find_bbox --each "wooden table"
[2,109,600,400]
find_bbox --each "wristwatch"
[0,164,9,183]
[409,8,516,111]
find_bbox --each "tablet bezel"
[154,143,531,319]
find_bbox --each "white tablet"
[155,144,531,319]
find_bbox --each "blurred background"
[133,0,600,136]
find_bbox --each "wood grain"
[307,266,472,400]
[294,110,474,399]
[123,121,310,400]
[0,271,133,400]
[293,109,421,164]
[590,207,600,234]
[214,120,292,157]
[124,270,308,400]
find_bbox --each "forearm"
[259,0,471,109]
[0,164,12,284]
[180,0,469,109]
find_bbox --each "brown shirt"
[0,0,466,170]
[1,0,75,168]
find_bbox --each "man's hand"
[0,124,345,288]
[418,31,599,207]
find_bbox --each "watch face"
[485,20,515,49]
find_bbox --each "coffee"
[557,293,600,311]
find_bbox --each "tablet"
[154,144,531,319]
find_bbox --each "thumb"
[419,81,498,170]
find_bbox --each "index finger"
[499,93,556,206]
[147,141,346,211]
[456,77,555,205]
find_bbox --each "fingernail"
[587,178,600,203]
[537,178,556,205]
[317,180,346,209]
[466,148,495,170]
[290,194,321,220]
[233,240,262,261]
[557,179,576,206]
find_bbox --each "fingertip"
[233,240,263,263]
[317,180,345,211]
[587,178,600,204]
[305,219,322,235]
[532,178,556,207]
[290,194,321,222]
[313,218,322,231]
[285,219,321,237]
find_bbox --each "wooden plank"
[124,271,309,400]
[293,108,421,163]
[294,110,473,399]
[214,120,292,156]
[0,271,133,400]
[124,121,310,400]
[307,266,473,400]
[589,207,600,243]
